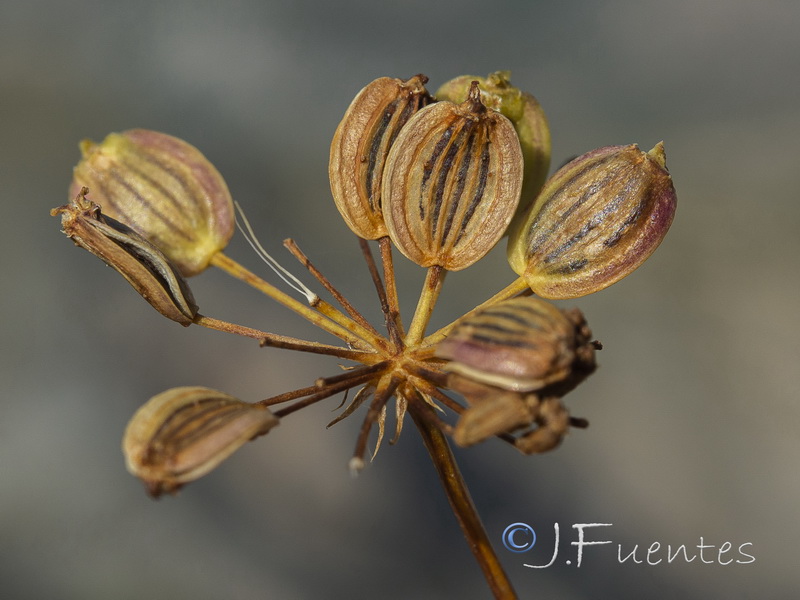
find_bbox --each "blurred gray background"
[3,1,799,598]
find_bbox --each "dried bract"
[122,386,279,497]
[51,188,198,325]
[435,71,551,219]
[70,129,235,276]
[382,82,523,270]
[329,75,433,239]
[507,143,677,299]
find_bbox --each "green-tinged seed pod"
[70,129,235,277]
[382,82,523,271]
[436,71,551,221]
[51,188,198,325]
[123,386,279,497]
[507,143,677,299]
[329,75,433,239]
[436,296,595,392]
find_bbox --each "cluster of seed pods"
[54,71,676,495]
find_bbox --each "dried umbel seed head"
[123,386,279,497]
[507,143,677,299]
[436,296,596,393]
[329,75,433,239]
[435,71,551,219]
[51,188,198,325]
[382,82,523,271]
[70,129,235,277]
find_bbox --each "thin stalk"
[210,252,372,350]
[409,402,517,600]
[271,384,360,417]
[405,265,447,346]
[283,238,389,352]
[421,276,529,348]
[193,314,376,361]
[378,236,405,337]
[315,360,391,388]
[407,375,465,416]
[312,299,390,353]
[360,238,404,350]
[265,368,381,413]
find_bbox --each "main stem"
[410,405,517,600]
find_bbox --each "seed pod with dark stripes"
[122,386,279,497]
[329,75,433,240]
[507,143,677,299]
[435,296,595,393]
[435,71,551,222]
[382,82,523,271]
[52,187,198,326]
[70,129,235,277]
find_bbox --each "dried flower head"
[53,70,677,597]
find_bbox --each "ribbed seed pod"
[70,129,235,277]
[436,296,592,392]
[382,82,523,271]
[329,75,432,239]
[435,71,551,220]
[123,387,279,497]
[507,143,677,299]
[51,188,198,326]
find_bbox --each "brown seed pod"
[435,296,595,393]
[513,396,572,454]
[446,376,532,447]
[507,143,677,299]
[381,82,523,271]
[329,75,432,239]
[122,386,279,497]
[52,187,198,326]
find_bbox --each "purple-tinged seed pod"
[435,296,595,393]
[507,143,676,299]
